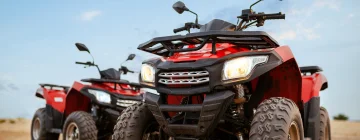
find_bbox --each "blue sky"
[0,0,359,120]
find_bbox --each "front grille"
[158,71,209,85]
[116,99,140,107]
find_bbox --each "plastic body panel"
[42,88,67,113]
[301,73,328,103]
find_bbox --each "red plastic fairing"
[91,83,141,96]
[64,82,91,116]
[301,73,328,103]
[273,45,294,62]
[42,88,67,113]
[259,59,303,106]
[253,46,303,107]
[166,43,251,62]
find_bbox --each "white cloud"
[348,14,355,18]
[313,0,340,11]
[81,10,102,21]
[277,30,297,41]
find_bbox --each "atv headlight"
[88,89,111,104]
[141,64,155,83]
[222,56,268,80]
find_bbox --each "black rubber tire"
[320,107,331,140]
[63,111,98,140]
[31,108,60,140]
[112,102,157,140]
[249,97,304,140]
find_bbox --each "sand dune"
[0,119,359,140]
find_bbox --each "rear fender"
[301,73,327,140]
[35,88,44,99]
[301,73,328,103]
[64,82,91,117]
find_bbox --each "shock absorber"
[232,84,247,118]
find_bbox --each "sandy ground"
[0,119,359,140]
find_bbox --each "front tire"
[63,111,98,140]
[249,97,304,140]
[31,108,59,140]
[112,102,162,140]
[320,107,331,140]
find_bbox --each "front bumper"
[141,50,282,95]
[145,90,235,138]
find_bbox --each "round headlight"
[141,64,155,83]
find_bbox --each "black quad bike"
[31,43,143,140]
[113,1,331,140]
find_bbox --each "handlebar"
[75,61,90,65]
[236,11,285,30]
[174,26,188,33]
[265,14,285,20]
[237,12,284,20]
[173,22,201,34]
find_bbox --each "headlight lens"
[141,64,155,83]
[88,89,111,103]
[222,56,268,80]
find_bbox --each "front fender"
[64,82,91,116]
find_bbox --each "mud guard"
[45,104,64,132]
[303,97,320,140]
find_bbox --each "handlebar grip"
[173,26,188,33]
[75,62,87,65]
[128,70,135,73]
[265,14,285,20]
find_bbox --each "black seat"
[300,66,323,74]
[200,19,236,32]
[81,78,130,84]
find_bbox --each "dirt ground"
[0,119,359,140]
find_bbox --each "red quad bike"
[31,43,143,140]
[113,1,330,140]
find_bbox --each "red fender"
[301,73,328,103]
[64,81,91,116]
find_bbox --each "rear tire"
[320,107,331,140]
[63,111,98,140]
[249,97,304,140]
[112,102,162,140]
[31,108,59,140]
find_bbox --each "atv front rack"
[138,31,279,56]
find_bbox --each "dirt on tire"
[249,97,304,140]
[62,111,97,140]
